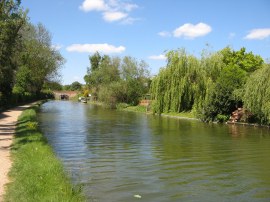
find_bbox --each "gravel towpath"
[0,104,33,201]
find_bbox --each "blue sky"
[21,0,270,84]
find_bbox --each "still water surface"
[39,101,270,202]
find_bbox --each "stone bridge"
[53,91,78,100]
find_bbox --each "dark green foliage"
[201,47,263,121]
[216,114,230,123]
[63,84,71,91]
[0,0,26,104]
[70,81,82,91]
[204,65,247,120]
[43,81,63,91]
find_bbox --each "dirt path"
[0,104,33,201]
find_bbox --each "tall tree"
[90,51,101,71]
[14,23,65,95]
[202,65,247,120]
[84,52,102,88]
[0,0,26,99]
[150,49,208,114]
[119,56,149,105]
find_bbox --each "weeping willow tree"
[243,64,270,124]
[150,49,209,114]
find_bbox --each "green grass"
[162,111,196,119]
[124,105,148,113]
[4,106,85,202]
[123,105,196,119]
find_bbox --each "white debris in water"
[134,194,142,199]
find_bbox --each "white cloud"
[173,23,212,39]
[122,2,138,12]
[79,0,138,24]
[79,0,107,11]
[149,54,166,60]
[103,11,127,22]
[245,28,270,40]
[66,43,125,54]
[108,0,138,11]
[158,31,171,37]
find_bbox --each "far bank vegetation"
[83,47,270,125]
[83,52,150,107]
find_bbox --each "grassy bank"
[162,111,196,119]
[123,105,149,113]
[122,104,197,120]
[4,104,84,202]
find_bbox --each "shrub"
[216,114,229,123]
[116,103,130,110]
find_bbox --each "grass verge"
[123,105,148,113]
[123,105,196,120]
[4,104,85,202]
[162,111,196,119]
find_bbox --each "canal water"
[38,101,270,202]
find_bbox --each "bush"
[116,103,130,110]
[216,114,229,123]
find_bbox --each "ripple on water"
[39,101,270,202]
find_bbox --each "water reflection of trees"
[40,102,270,200]
[148,117,270,199]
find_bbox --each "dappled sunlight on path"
[0,104,33,202]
